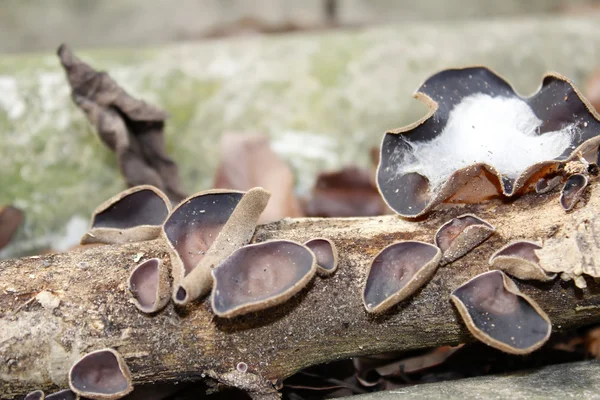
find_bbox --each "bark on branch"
[2,182,600,398]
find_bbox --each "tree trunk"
[2,182,600,399]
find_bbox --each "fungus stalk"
[3,180,600,398]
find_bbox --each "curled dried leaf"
[58,44,186,203]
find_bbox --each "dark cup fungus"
[25,390,45,400]
[434,214,495,264]
[80,185,171,245]
[164,187,271,306]
[560,173,588,211]
[211,240,316,318]
[304,238,338,276]
[69,348,133,400]
[451,270,551,354]
[45,389,77,400]
[377,67,600,217]
[127,258,170,313]
[489,241,556,282]
[362,241,442,313]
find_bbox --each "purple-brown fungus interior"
[452,271,550,351]
[70,350,130,396]
[492,241,541,265]
[363,242,439,312]
[45,389,77,400]
[129,258,160,310]
[435,215,493,253]
[305,239,336,273]
[163,192,243,276]
[93,188,169,229]
[560,174,588,211]
[212,241,315,316]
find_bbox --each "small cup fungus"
[211,240,316,318]
[560,173,588,211]
[535,175,562,194]
[25,390,45,400]
[377,67,600,217]
[434,214,495,264]
[127,258,170,313]
[45,389,78,400]
[69,348,133,399]
[304,238,339,276]
[80,185,171,245]
[362,241,442,313]
[489,241,556,282]
[451,270,551,354]
[164,187,271,305]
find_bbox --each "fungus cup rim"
[450,270,552,355]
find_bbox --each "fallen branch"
[2,182,600,399]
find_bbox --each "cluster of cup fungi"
[26,66,600,399]
[26,185,339,399]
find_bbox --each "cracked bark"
[2,182,600,399]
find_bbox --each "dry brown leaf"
[303,166,388,217]
[0,205,24,250]
[57,44,186,203]
[213,133,303,224]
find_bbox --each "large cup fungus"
[80,185,171,245]
[489,241,556,282]
[69,348,133,399]
[162,187,271,305]
[211,240,316,318]
[434,214,495,264]
[451,270,551,354]
[362,241,442,313]
[377,67,600,217]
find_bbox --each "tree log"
[2,181,600,399]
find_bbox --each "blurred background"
[2,0,600,256]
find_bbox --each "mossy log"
[2,181,600,399]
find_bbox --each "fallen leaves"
[213,133,302,224]
[302,166,388,217]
